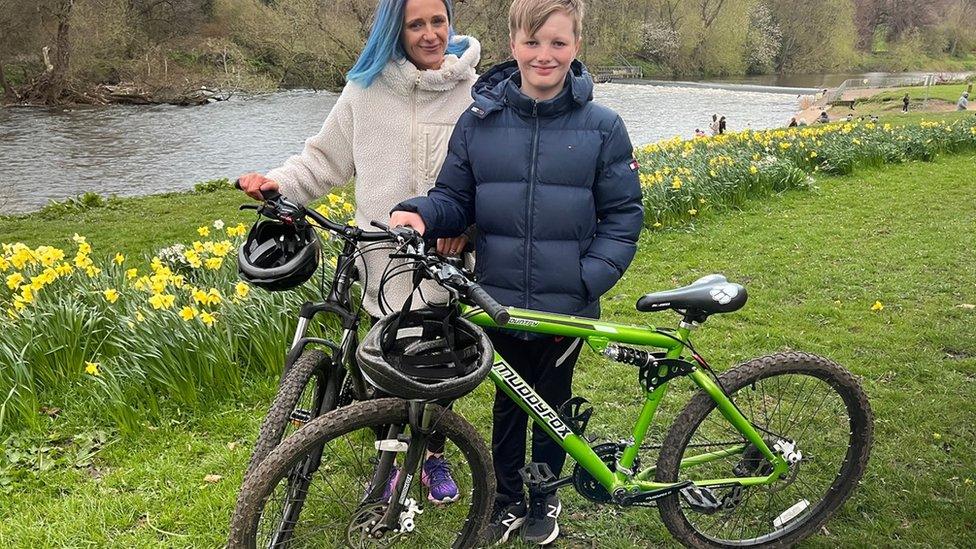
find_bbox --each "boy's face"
[510,10,580,101]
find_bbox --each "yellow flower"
[809,151,818,158]
[235,281,250,299]
[198,226,210,237]
[328,193,342,206]
[0,256,9,272]
[72,234,87,244]
[148,293,176,310]
[78,241,92,255]
[192,288,209,305]
[199,311,217,327]
[688,209,698,216]
[20,286,34,304]
[184,250,202,269]
[179,306,197,321]
[206,288,222,306]
[85,266,101,278]
[653,221,663,228]
[85,361,100,376]
[749,165,759,175]
[57,262,73,276]
[114,253,125,265]
[205,257,223,270]
[151,257,164,272]
[126,268,138,280]
[136,310,145,322]
[6,272,24,290]
[212,241,233,257]
[871,300,884,312]
[226,224,247,237]
[671,177,682,190]
[343,202,355,214]
[103,288,119,304]
[192,241,206,253]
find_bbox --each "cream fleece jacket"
[267,37,480,317]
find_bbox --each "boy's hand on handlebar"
[237,173,280,201]
[437,235,468,257]
[389,211,426,235]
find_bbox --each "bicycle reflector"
[237,219,320,291]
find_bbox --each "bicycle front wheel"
[244,349,344,479]
[228,398,494,548]
[656,352,873,548]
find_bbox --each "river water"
[0,83,801,214]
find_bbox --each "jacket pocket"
[580,255,620,303]
[418,123,454,190]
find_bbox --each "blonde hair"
[508,0,584,40]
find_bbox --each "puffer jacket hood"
[469,60,593,118]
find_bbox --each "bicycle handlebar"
[235,179,509,325]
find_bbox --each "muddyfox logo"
[507,317,539,327]
[492,361,572,439]
[709,284,739,305]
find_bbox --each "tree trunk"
[45,0,74,104]
[0,59,17,102]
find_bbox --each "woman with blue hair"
[237,0,481,504]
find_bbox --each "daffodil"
[206,288,222,306]
[192,288,209,305]
[198,226,210,237]
[199,311,217,327]
[113,253,125,265]
[84,361,100,376]
[148,293,176,310]
[6,272,24,290]
[126,268,138,280]
[205,257,223,270]
[671,177,682,190]
[179,306,197,321]
[103,289,119,304]
[235,281,250,299]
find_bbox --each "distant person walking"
[709,114,720,136]
[718,115,727,135]
[902,93,910,113]
[958,92,969,111]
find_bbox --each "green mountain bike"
[228,225,873,548]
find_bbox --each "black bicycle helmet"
[357,307,494,400]
[237,219,320,291]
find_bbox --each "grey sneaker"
[481,497,527,545]
[523,492,561,545]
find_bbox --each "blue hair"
[346,0,469,88]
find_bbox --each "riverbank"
[1,153,974,545]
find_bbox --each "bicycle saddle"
[636,274,747,321]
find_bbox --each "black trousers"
[488,331,583,500]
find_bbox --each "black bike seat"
[636,274,747,320]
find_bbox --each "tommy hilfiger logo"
[629,158,640,171]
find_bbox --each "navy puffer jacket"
[397,60,643,318]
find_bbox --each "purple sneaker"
[422,455,460,504]
[363,466,400,503]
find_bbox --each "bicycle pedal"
[290,408,313,427]
[558,396,594,439]
[519,462,556,495]
[680,485,723,514]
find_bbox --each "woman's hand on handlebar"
[237,173,280,201]
[437,235,468,257]
[389,211,426,236]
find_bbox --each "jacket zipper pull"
[532,99,538,117]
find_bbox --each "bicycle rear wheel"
[656,352,873,548]
[228,398,494,548]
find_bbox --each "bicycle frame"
[460,305,790,499]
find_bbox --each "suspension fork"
[374,401,433,535]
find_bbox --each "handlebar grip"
[469,285,510,326]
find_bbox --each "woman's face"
[401,0,450,71]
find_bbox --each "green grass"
[863,83,970,104]
[2,153,974,546]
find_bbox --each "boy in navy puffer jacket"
[391,0,642,544]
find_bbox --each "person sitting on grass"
[389,0,643,544]
[958,92,970,111]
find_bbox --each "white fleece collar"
[380,35,481,94]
